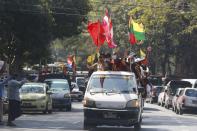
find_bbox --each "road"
[1,102,197,131]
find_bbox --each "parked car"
[20,83,52,114]
[164,80,192,109]
[44,79,72,111]
[83,71,143,130]
[71,82,83,102]
[172,88,184,112]
[181,79,197,88]
[176,88,197,115]
[150,86,164,103]
[158,86,167,106]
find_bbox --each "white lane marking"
[72,121,81,124]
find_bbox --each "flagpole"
[129,16,132,71]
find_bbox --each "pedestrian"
[7,74,25,126]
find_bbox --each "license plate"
[103,112,117,119]
[23,103,31,106]
[192,100,197,104]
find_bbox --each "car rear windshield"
[47,81,70,91]
[185,89,197,97]
[76,79,85,86]
[88,74,137,93]
[169,81,192,94]
[20,85,44,94]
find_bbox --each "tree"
[0,0,91,73]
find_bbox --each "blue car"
[44,79,72,111]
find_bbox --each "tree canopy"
[0,0,90,73]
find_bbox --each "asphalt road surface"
[1,102,197,131]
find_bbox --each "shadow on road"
[143,107,160,112]
[90,127,169,131]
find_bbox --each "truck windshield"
[88,74,137,93]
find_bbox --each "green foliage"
[0,0,91,73]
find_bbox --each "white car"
[83,71,143,129]
[158,86,167,106]
[176,88,197,115]
[172,88,184,112]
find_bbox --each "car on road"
[164,80,192,109]
[181,79,197,88]
[172,88,184,112]
[158,86,167,106]
[150,86,164,103]
[44,79,72,111]
[71,82,83,102]
[20,83,52,114]
[83,71,143,130]
[176,88,197,115]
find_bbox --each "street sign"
[147,46,152,52]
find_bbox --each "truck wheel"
[43,104,48,114]
[134,116,142,130]
[48,110,52,114]
[83,120,96,130]
[134,121,141,130]
[66,104,72,111]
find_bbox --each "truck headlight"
[83,98,96,108]
[64,93,70,98]
[126,100,139,108]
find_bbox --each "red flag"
[67,56,73,65]
[129,33,137,45]
[141,57,148,65]
[87,21,105,47]
[102,9,117,48]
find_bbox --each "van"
[83,71,143,129]
[181,79,197,88]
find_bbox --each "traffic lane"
[92,104,197,131]
[141,103,197,131]
[0,102,83,131]
[0,102,197,131]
